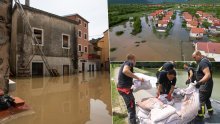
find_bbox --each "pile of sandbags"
[137,83,200,124]
[137,98,181,124]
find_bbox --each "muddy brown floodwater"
[110,11,198,61]
[6,72,112,124]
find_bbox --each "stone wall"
[0,0,12,91]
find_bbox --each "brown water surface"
[6,72,112,124]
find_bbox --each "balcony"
[88,54,100,60]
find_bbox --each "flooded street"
[143,68,220,101]
[6,72,112,124]
[110,11,194,61]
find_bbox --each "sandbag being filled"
[132,73,157,92]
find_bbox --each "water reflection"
[7,72,112,124]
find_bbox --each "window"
[78,30,82,38]
[84,46,88,53]
[33,28,44,46]
[84,33,87,40]
[84,23,87,28]
[78,18,82,25]
[62,34,70,49]
[78,44,82,52]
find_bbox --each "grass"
[131,17,142,35]
[116,31,124,36]
[113,113,126,124]
[110,47,117,52]
[111,65,127,124]
[209,36,220,43]
[109,4,174,27]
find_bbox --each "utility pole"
[0,0,12,93]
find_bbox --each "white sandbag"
[179,89,200,124]
[137,98,163,111]
[9,79,16,92]
[132,73,158,92]
[137,107,150,119]
[132,80,152,92]
[158,94,174,105]
[166,113,181,123]
[151,105,176,122]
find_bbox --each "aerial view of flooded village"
[109,0,220,61]
[0,0,112,123]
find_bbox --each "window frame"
[32,27,44,46]
[62,33,70,49]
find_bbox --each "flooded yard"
[6,72,112,124]
[110,11,198,61]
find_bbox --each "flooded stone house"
[10,4,78,76]
[0,0,12,90]
[64,14,97,72]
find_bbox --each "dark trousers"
[118,91,136,124]
[198,91,213,117]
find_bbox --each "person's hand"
[138,77,144,82]
[185,79,190,85]
[156,92,160,98]
[167,93,172,101]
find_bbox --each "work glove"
[185,79,190,85]
[166,93,172,101]
[194,81,201,89]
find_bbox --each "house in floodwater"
[195,42,220,61]
[187,21,198,28]
[10,3,78,76]
[190,28,205,38]
[157,20,168,28]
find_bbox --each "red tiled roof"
[162,16,170,21]
[202,13,212,18]
[184,14,192,20]
[150,13,157,16]
[188,21,198,26]
[158,20,168,25]
[191,28,205,33]
[167,11,173,15]
[214,22,220,26]
[197,42,220,54]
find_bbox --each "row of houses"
[183,11,220,38]
[185,11,220,61]
[149,9,174,32]
[10,1,109,77]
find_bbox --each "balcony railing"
[88,54,100,60]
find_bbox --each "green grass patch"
[131,17,142,35]
[113,113,126,124]
[116,31,124,36]
[110,48,117,52]
[141,40,147,43]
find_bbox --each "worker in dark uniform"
[157,70,176,101]
[192,51,214,120]
[117,54,144,124]
[183,63,196,85]
[156,61,175,78]
[156,61,175,88]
